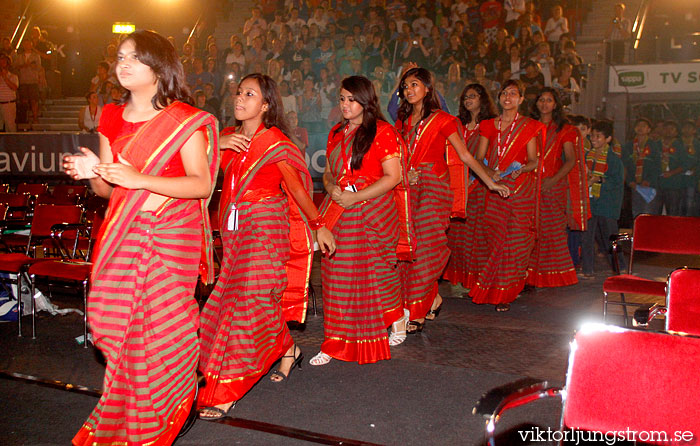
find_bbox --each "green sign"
[618,71,645,87]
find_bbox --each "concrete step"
[43,110,79,118]
[32,123,81,132]
[46,98,84,106]
[38,117,77,124]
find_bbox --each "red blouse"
[98,103,186,177]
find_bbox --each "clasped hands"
[330,185,359,209]
[63,147,143,189]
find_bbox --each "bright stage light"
[113,23,136,34]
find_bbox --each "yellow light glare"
[112,23,135,34]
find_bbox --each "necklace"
[497,112,519,160]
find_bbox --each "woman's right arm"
[323,162,341,197]
[63,134,114,199]
[78,106,86,132]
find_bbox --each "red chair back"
[31,204,83,237]
[52,184,88,198]
[0,192,30,208]
[15,183,48,196]
[563,324,700,444]
[632,215,700,255]
[666,267,700,335]
[0,184,8,193]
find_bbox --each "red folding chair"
[0,192,32,223]
[603,215,700,326]
[0,204,83,337]
[474,323,700,445]
[29,210,104,346]
[15,182,48,196]
[0,184,8,193]
[49,184,88,205]
[633,267,700,336]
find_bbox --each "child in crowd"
[622,117,661,218]
[681,120,700,216]
[287,110,308,152]
[581,119,625,278]
[567,114,591,268]
[658,120,689,216]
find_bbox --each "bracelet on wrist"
[309,216,325,230]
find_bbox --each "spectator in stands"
[412,5,434,39]
[480,0,504,43]
[289,69,304,96]
[307,6,328,32]
[90,62,112,96]
[312,36,335,76]
[78,91,102,133]
[473,61,501,98]
[508,43,524,79]
[544,5,569,48]
[193,89,217,116]
[552,62,580,110]
[605,3,632,64]
[243,6,267,46]
[203,82,220,115]
[221,37,245,68]
[472,42,494,78]
[336,35,360,78]
[13,39,42,126]
[557,40,584,82]
[287,110,308,152]
[246,36,268,72]
[622,117,662,218]
[205,57,222,94]
[187,57,214,91]
[0,37,13,57]
[521,60,545,107]
[516,13,543,39]
[504,0,526,35]
[440,34,469,76]
[106,85,122,105]
[219,80,236,126]
[516,26,534,54]
[524,1,542,26]
[531,41,555,86]
[279,79,297,115]
[104,44,118,73]
[269,11,286,36]
[286,7,306,35]
[0,53,18,132]
[180,42,195,74]
[401,34,430,69]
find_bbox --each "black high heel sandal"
[407,320,424,334]
[425,303,442,321]
[270,345,303,382]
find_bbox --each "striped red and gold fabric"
[469,116,545,305]
[319,121,408,364]
[527,123,579,287]
[396,110,462,319]
[565,126,590,231]
[445,125,482,288]
[74,102,219,446]
[198,127,312,406]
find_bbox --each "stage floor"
[2,251,692,445]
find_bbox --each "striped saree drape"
[73,102,219,446]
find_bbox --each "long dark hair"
[530,87,566,132]
[458,83,497,126]
[397,67,441,123]
[118,30,191,109]
[334,76,386,170]
[234,73,292,138]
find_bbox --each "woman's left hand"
[490,183,510,198]
[93,154,144,189]
[511,168,522,180]
[334,190,358,209]
[316,227,336,255]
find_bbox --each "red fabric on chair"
[15,183,48,196]
[632,215,700,254]
[666,268,700,335]
[603,274,667,296]
[563,326,700,444]
[0,253,44,272]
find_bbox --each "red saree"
[526,123,579,287]
[396,110,462,320]
[444,124,482,288]
[565,127,590,231]
[469,116,545,305]
[319,120,413,364]
[197,126,313,407]
[73,102,219,446]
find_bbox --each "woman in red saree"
[197,74,335,418]
[469,79,545,312]
[309,75,413,366]
[395,68,509,332]
[526,87,586,287]
[63,30,219,446]
[443,83,498,293]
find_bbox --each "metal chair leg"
[82,279,88,349]
[620,292,629,326]
[308,279,317,316]
[17,273,22,337]
[30,272,36,339]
